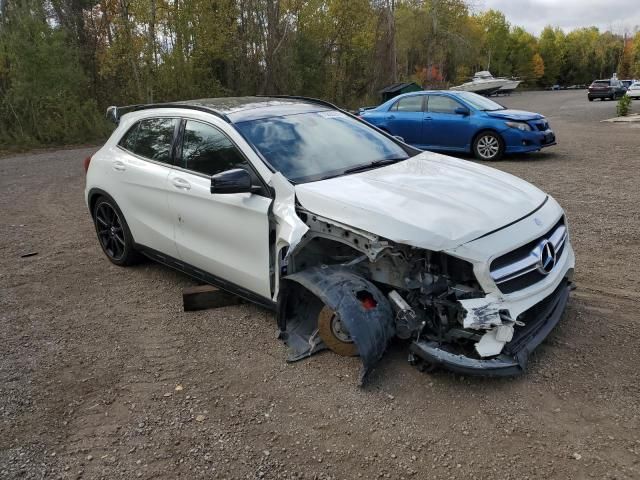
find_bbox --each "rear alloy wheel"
[93,197,140,266]
[317,305,358,357]
[473,132,504,161]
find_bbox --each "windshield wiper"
[343,158,406,175]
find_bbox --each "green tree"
[538,26,565,86]
[476,9,510,75]
[0,0,108,147]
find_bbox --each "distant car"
[359,91,556,161]
[551,84,561,90]
[588,79,627,101]
[626,82,640,100]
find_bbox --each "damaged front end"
[274,205,574,382]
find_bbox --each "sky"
[478,0,640,36]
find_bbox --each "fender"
[277,266,395,385]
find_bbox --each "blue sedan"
[359,91,556,161]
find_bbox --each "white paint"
[295,151,547,252]
[475,328,508,357]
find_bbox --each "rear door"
[382,95,426,145]
[423,94,472,150]
[167,119,273,299]
[114,117,180,258]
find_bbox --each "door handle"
[424,116,432,121]
[172,177,191,190]
[112,161,126,172]
[386,115,396,120]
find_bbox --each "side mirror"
[210,168,255,194]
[454,106,470,116]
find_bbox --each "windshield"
[235,110,410,183]
[455,91,505,111]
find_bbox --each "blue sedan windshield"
[456,92,505,111]
[235,111,410,183]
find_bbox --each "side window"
[181,120,248,176]
[393,96,423,112]
[427,96,460,114]
[119,123,139,151]
[132,118,178,164]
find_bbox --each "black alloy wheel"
[93,196,140,266]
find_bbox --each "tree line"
[1,0,639,148]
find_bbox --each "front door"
[423,95,472,150]
[167,118,273,299]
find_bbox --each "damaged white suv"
[85,96,575,382]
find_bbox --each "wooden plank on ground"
[182,284,242,311]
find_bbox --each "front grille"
[533,121,549,131]
[490,217,567,294]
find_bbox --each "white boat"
[497,78,522,95]
[450,71,510,96]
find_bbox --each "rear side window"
[119,118,177,164]
[428,95,461,114]
[180,120,248,176]
[392,96,423,112]
[119,123,139,151]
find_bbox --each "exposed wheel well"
[289,237,363,273]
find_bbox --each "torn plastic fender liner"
[278,266,395,383]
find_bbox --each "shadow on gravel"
[443,150,561,164]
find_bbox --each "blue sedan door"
[423,95,473,150]
[382,95,426,145]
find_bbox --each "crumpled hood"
[487,109,543,121]
[294,152,547,251]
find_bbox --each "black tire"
[588,96,593,102]
[92,196,141,266]
[473,131,504,161]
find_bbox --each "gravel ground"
[1,90,639,480]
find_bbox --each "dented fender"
[269,172,309,299]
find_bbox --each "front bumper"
[503,128,556,154]
[588,90,614,98]
[410,278,572,376]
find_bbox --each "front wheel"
[473,131,504,161]
[93,196,141,266]
[317,305,358,357]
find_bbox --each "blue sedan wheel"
[473,131,504,161]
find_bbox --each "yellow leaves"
[532,53,544,79]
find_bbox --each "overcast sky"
[477,0,640,36]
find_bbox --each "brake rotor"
[317,305,359,357]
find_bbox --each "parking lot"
[1,90,639,479]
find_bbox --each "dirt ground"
[1,90,639,480]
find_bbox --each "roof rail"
[256,95,341,111]
[105,103,231,125]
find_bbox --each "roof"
[379,82,421,94]
[107,96,337,124]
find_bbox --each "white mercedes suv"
[85,96,575,381]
